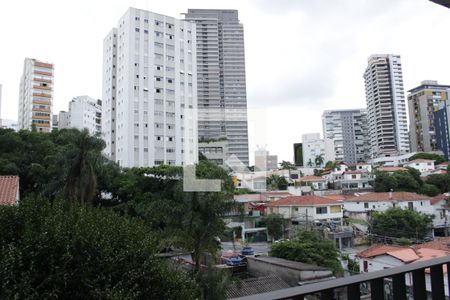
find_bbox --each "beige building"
[408,80,450,153]
[18,58,54,132]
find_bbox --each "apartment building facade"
[408,80,450,153]
[58,96,102,135]
[18,58,54,132]
[363,54,409,158]
[184,9,249,166]
[102,8,198,167]
[322,109,370,164]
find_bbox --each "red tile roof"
[386,248,419,263]
[344,170,364,175]
[323,194,346,201]
[415,237,450,252]
[267,195,339,206]
[378,166,408,172]
[407,159,435,164]
[299,175,326,181]
[0,176,19,206]
[357,244,406,258]
[430,194,449,205]
[346,192,430,202]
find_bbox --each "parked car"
[221,253,246,266]
[241,246,254,256]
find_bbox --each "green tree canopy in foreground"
[0,197,199,299]
[269,229,343,274]
[261,214,285,241]
[409,152,445,164]
[371,208,434,240]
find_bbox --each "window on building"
[364,203,369,209]
[316,207,327,214]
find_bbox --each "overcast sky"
[1,0,450,164]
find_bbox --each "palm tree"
[280,160,297,181]
[314,154,324,168]
[65,129,105,205]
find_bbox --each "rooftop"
[346,192,430,202]
[299,175,326,181]
[357,244,405,259]
[0,176,19,206]
[407,159,435,164]
[377,166,408,172]
[247,256,330,271]
[267,195,339,206]
[226,275,290,299]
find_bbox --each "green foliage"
[325,161,338,170]
[419,183,441,196]
[397,237,412,246]
[196,266,232,300]
[314,154,324,167]
[374,168,427,194]
[269,229,343,275]
[266,174,288,190]
[279,160,297,170]
[0,128,110,202]
[313,169,323,176]
[261,214,285,240]
[341,254,360,274]
[426,174,450,193]
[409,152,445,164]
[0,197,199,299]
[371,208,434,240]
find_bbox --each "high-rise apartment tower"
[184,9,249,166]
[363,54,409,157]
[102,8,198,167]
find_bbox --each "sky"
[1,0,450,165]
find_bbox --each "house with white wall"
[299,176,327,191]
[404,159,435,174]
[343,192,433,221]
[431,194,450,236]
[333,170,373,191]
[266,195,343,224]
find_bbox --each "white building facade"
[18,58,54,132]
[302,133,335,167]
[364,54,409,158]
[102,8,198,167]
[58,96,102,135]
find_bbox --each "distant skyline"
[1,0,450,164]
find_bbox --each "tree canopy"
[261,214,285,241]
[371,208,434,240]
[269,229,342,274]
[409,152,445,164]
[0,197,199,299]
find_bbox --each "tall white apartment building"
[363,54,409,158]
[184,9,249,166]
[322,109,370,164]
[18,58,54,132]
[58,96,102,135]
[102,8,198,167]
[302,133,335,168]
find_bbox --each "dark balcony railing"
[230,255,450,300]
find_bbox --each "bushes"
[269,229,343,275]
[0,197,199,299]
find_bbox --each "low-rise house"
[266,195,343,224]
[343,192,433,221]
[436,162,449,171]
[0,176,19,205]
[333,170,373,191]
[355,162,372,173]
[299,176,328,191]
[357,244,449,298]
[404,159,435,174]
[430,194,450,236]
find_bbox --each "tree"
[261,214,285,241]
[409,152,445,164]
[325,161,338,170]
[419,183,440,197]
[314,154,324,167]
[280,160,296,180]
[307,159,314,167]
[269,229,343,274]
[0,197,200,299]
[65,129,106,205]
[371,208,434,240]
[426,174,450,193]
[266,174,288,190]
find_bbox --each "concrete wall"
[247,256,333,286]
